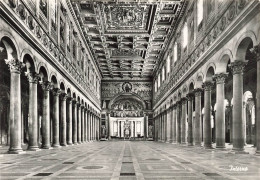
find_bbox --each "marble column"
[181,98,187,144]
[5,59,24,154]
[172,104,177,143]
[27,72,40,151]
[67,98,73,145]
[77,103,82,144]
[72,99,78,145]
[52,88,61,148]
[84,108,88,142]
[158,114,161,141]
[203,82,214,149]
[214,73,228,149]
[194,88,203,146]
[81,106,85,143]
[176,102,181,144]
[230,60,248,152]
[187,93,194,146]
[166,108,171,143]
[164,111,167,142]
[41,81,53,149]
[144,114,147,140]
[253,44,260,155]
[60,93,67,146]
[93,115,96,141]
[108,113,111,139]
[86,111,90,141]
[90,113,93,141]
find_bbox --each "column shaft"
[41,82,52,149]
[194,89,202,146]
[176,103,181,143]
[6,59,24,153]
[230,61,247,151]
[67,99,73,145]
[72,100,78,145]
[52,89,61,147]
[215,73,227,148]
[187,94,193,146]
[172,106,177,143]
[60,94,67,146]
[77,104,81,144]
[256,46,260,154]
[203,82,213,148]
[27,73,40,151]
[81,107,85,143]
[181,98,187,144]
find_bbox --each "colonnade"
[5,59,100,154]
[154,58,260,154]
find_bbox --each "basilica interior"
[0,0,260,179]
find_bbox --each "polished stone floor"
[0,141,259,180]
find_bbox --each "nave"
[0,141,259,180]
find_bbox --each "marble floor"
[0,141,259,180]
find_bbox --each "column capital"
[213,73,228,84]
[41,81,53,91]
[186,92,194,101]
[181,97,188,104]
[77,102,81,108]
[250,43,260,61]
[60,93,68,101]
[229,60,248,75]
[172,103,177,109]
[26,72,40,84]
[193,88,203,97]
[5,58,25,73]
[72,98,77,104]
[52,88,62,96]
[202,81,214,91]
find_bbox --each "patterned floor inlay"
[0,141,259,179]
[33,173,53,176]
[62,162,74,164]
[82,165,104,169]
[203,172,221,176]
[120,173,136,176]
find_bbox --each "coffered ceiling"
[71,0,186,80]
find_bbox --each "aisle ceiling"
[71,0,186,79]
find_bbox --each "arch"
[67,87,72,97]
[188,80,195,92]
[72,92,76,99]
[196,72,204,88]
[50,74,58,88]
[204,63,216,82]
[108,92,146,110]
[37,62,49,80]
[0,31,20,60]
[38,66,48,81]
[22,53,36,73]
[59,79,66,88]
[182,85,188,97]
[77,96,81,103]
[60,82,65,92]
[234,31,257,60]
[216,49,233,73]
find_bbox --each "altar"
[109,117,145,138]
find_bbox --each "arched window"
[166,55,170,73]
[173,42,178,62]
[197,0,203,28]
[158,74,161,88]
[162,67,165,81]
[183,22,188,48]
